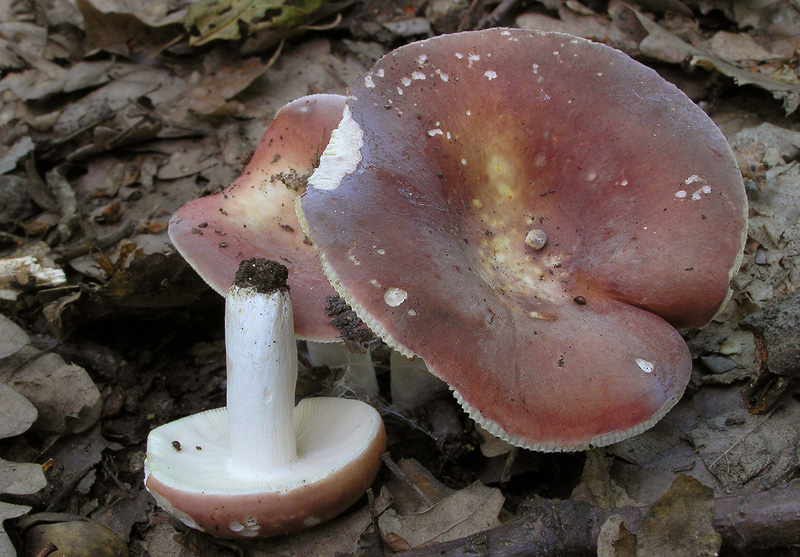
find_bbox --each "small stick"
[35,542,58,557]
[381,452,435,509]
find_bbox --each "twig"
[476,0,521,29]
[500,446,518,486]
[367,488,386,556]
[52,221,138,264]
[35,543,58,557]
[45,166,80,244]
[397,481,800,556]
[381,452,436,509]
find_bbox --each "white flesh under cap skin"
[145,260,385,538]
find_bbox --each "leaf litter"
[1,0,800,555]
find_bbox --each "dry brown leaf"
[706,31,779,63]
[1,501,31,557]
[0,383,36,439]
[378,482,504,549]
[0,315,29,360]
[0,458,46,496]
[76,0,185,56]
[635,475,721,556]
[0,348,102,434]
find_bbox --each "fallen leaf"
[378,482,504,549]
[0,136,35,175]
[635,476,721,556]
[706,31,780,64]
[0,348,102,434]
[76,0,185,56]
[0,501,31,557]
[0,459,47,496]
[185,0,327,46]
[0,315,30,360]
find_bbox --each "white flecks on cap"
[307,105,363,191]
[384,287,408,307]
[364,74,375,88]
[484,70,497,80]
[411,71,426,80]
[455,52,464,59]
[407,308,417,316]
[675,190,687,198]
[401,76,411,87]
[691,184,712,200]
[427,129,443,136]
[685,174,701,184]
[377,68,385,77]
[417,54,428,67]
[635,358,654,373]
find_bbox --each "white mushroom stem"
[226,282,297,478]
[390,350,449,411]
[306,341,379,398]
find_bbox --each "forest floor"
[1,0,799,556]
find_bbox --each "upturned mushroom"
[297,29,747,451]
[144,259,385,538]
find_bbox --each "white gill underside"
[144,398,383,493]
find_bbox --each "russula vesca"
[168,94,344,342]
[144,259,385,538]
[168,93,380,395]
[297,29,747,451]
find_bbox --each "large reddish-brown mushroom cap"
[169,94,345,341]
[298,29,747,451]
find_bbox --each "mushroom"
[168,93,378,396]
[144,259,385,538]
[297,29,747,451]
[168,94,344,342]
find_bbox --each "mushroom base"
[144,397,385,538]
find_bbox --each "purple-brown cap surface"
[298,29,747,451]
[169,94,345,341]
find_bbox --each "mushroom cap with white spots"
[168,94,345,341]
[297,29,747,451]
[144,398,385,538]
